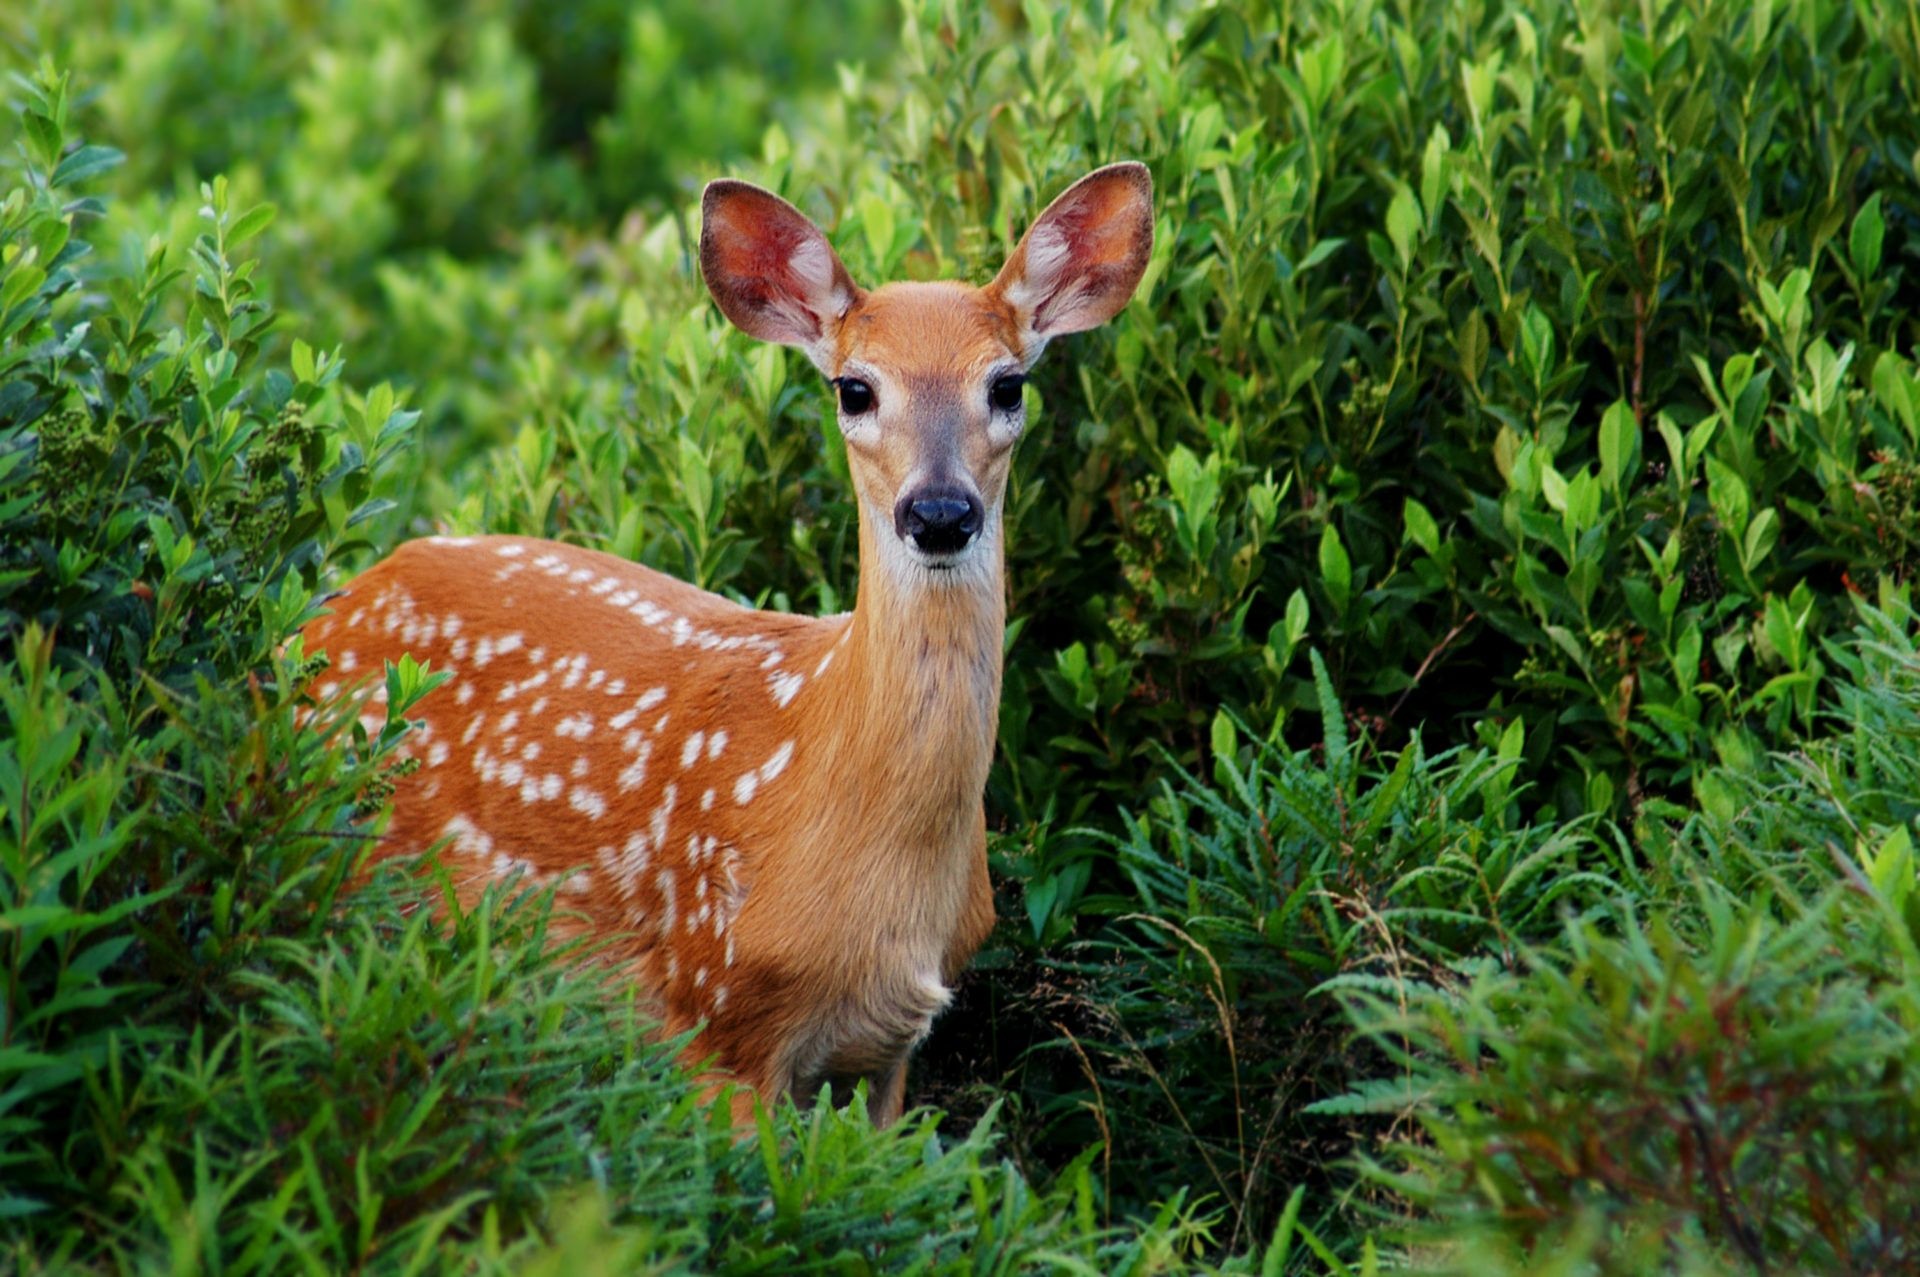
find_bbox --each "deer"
[300,163,1154,1126]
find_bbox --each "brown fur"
[301,164,1153,1126]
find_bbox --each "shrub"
[998,659,1614,1248]
[1329,596,1920,1273]
[0,63,416,1212]
[0,63,1253,1274]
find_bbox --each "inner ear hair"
[989,162,1155,345]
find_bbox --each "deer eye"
[989,374,1025,412]
[834,377,875,415]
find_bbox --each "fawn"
[302,163,1154,1125]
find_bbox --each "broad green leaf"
[1598,399,1638,493]
[1385,185,1421,270]
[1318,525,1351,614]
[1850,192,1885,279]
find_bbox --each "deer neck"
[799,505,1005,852]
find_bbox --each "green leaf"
[22,111,61,170]
[1285,587,1310,645]
[1742,507,1778,573]
[1598,399,1638,494]
[1850,192,1885,279]
[1518,306,1555,383]
[1872,352,1918,443]
[1704,457,1751,537]
[50,145,124,188]
[1385,185,1421,271]
[1261,1185,1308,1277]
[1497,715,1525,761]
[1318,524,1351,614]
[1210,708,1236,768]
[227,202,278,247]
[1402,498,1440,556]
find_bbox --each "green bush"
[0,65,412,1210]
[1009,661,1614,1246]
[0,62,1244,1275]
[1323,595,1920,1273]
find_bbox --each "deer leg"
[867,1057,910,1127]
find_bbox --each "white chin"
[908,545,971,572]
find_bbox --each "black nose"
[894,490,983,555]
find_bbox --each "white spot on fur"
[761,740,795,783]
[649,784,677,851]
[614,833,651,897]
[707,730,728,760]
[681,731,705,769]
[769,671,804,707]
[618,738,654,792]
[442,814,495,858]
[657,869,677,935]
[570,787,607,820]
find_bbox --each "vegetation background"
[3,0,1919,1270]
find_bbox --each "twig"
[1387,612,1478,723]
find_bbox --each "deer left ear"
[986,162,1154,364]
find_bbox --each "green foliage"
[7,0,1920,1269]
[0,64,412,1215]
[0,57,1243,1276]
[176,0,1911,836]
[1330,598,1920,1272]
[1012,664,1614,1246]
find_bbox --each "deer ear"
[987,162,1154,363]
[700,180,863,370]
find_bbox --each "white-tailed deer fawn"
[303,163,1153,1125]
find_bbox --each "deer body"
[302,165,1153,1124]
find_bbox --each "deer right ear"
[700,180,863,371]
[986,162,1154,366]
